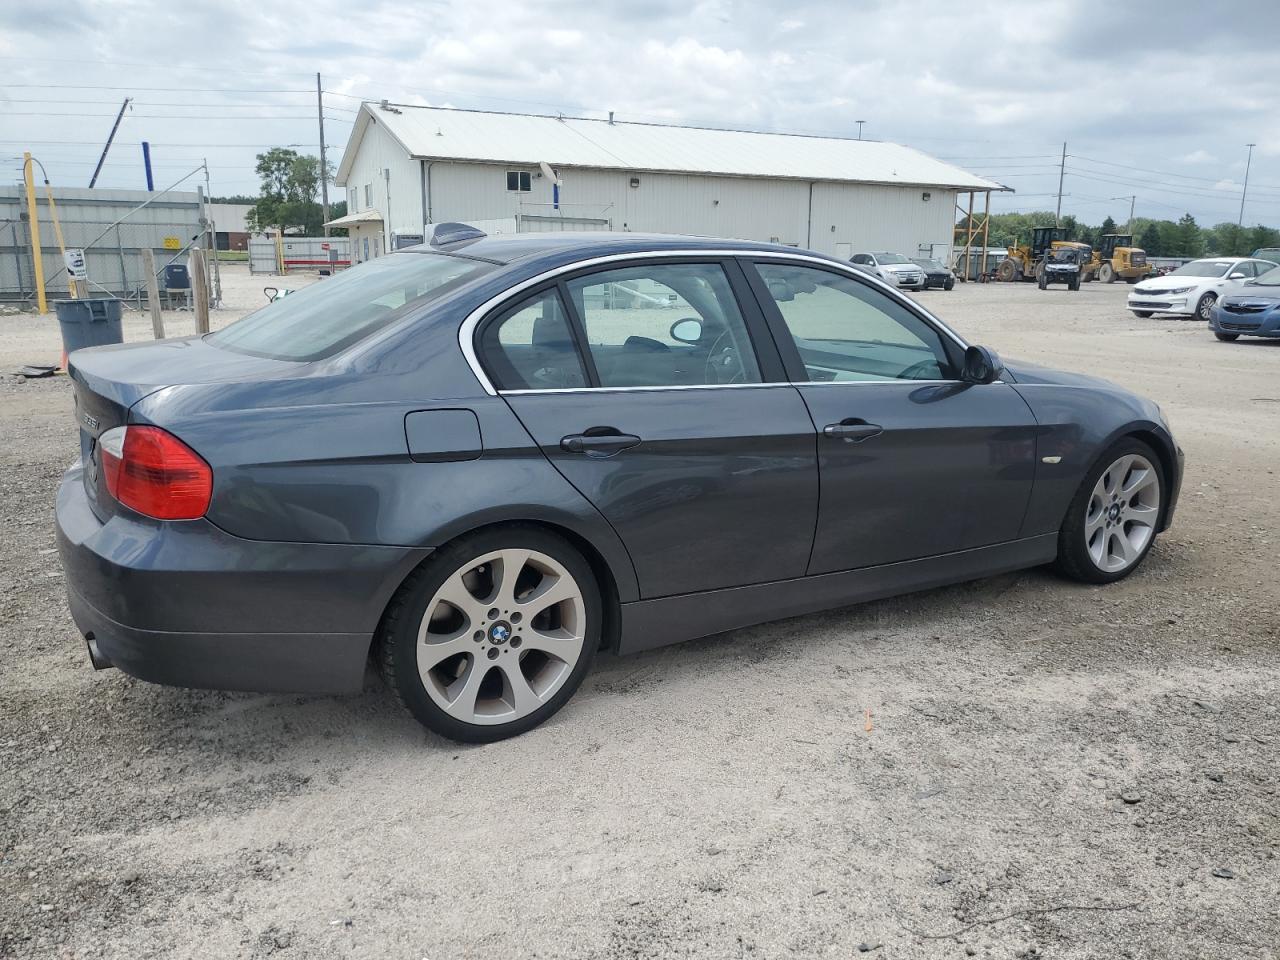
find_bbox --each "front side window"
[210,253,492,362]
[566,262,762,387]
[755,263,956,383]
[480,290,587,390]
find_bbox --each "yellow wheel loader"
[1093,234,1153,283]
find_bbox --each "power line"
[1069,153,1280,193]
[1,111,351,121]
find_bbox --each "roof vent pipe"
[608,111,615,124]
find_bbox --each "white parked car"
[1128,257,1279,320]
[850,252,926,290]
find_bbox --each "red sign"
[320,243,330,250]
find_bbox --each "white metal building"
[332,103,1002,263]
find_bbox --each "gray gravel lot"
[2,267,1278,959]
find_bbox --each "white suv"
[1128,257,1278,320]
[850,252,926,290]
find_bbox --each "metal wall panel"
[340,116,423,245]
[0,186,201,302]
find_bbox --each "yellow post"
[22,153,48,314]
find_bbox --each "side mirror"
[670,318,703,343]
[1229,272,1247,279]
[963,345,1003,384]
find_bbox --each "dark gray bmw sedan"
[57,227,1183,742]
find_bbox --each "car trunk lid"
[69,337,299,521]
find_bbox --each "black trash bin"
[55,298,123,367]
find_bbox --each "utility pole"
[1238,143,1256,227]
[1110,195,1136,233]
[202,160,222,308]
[317,72,330,237]
[89,98,131,188]
[1055,141,1067,225]
[855,120,866,140]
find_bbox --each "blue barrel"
[54,298,124,359]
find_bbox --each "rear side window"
[566,262,762,387]
[480,290,587,390]
[209,252,493,361]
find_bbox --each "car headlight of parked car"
[1163,286,1194,295]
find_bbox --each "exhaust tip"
[84,634,114,671]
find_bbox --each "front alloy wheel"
[1055,440,1165,584]
[1196,292,1216,321]
[380,528,599,742]
[1082,454,1161,574]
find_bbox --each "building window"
[349,187,357,212]
[364,184,372,208]
[506,171,532,193]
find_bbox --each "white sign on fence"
[64,248,87,280]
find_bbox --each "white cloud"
[0,0,1275,225]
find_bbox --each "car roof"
[408,230,812,266]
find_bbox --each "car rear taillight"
[98,425,212,520]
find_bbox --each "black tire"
[996,259,1018,282]
[1070,278,1080,291]
[944,279,955,291]
[1214,331,1239,342]
[1126,277,1139,284]
[1132,311,1153,318]
[1038,274,1048,290]
[1195,292,1217,321]
[1054,438,1166,585]
[377,525,601,743]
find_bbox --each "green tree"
[1137,223,1162,257]
[245,148,331,235]
[1099,215,1118,236]
[1246,224,1280,254]
[1173,213,1204,258]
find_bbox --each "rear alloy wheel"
[1055,440,1165,584]
[379,527,599,742]
[1214,331,1239,342]
[1195,292,1217,321]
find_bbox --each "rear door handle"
[560,428,642,457]
[822,419,883,442]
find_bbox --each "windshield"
[209,252,494,361]
[1050,248,1079,263]
[913,258,945,270]
[875,253,911,265]
[1252,265,1280,286]
[1169,260,1232,278]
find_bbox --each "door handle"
[560,428,642,457]
[822,419,883,442]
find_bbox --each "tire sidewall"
[1058,438,1167,584]
[386,526,601,743]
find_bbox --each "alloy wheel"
[1197,294,1216,320]
[1084,454,1161,574]
[415,548,587,726]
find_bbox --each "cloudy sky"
[3,0,1278,228]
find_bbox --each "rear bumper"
[55,464,429,694]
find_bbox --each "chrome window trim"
[457,248,972,396]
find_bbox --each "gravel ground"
[2,267,1278,959]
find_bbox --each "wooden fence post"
[140,247,165,339]
[190,250,210,335]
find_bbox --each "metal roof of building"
[336,104,1005,192]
